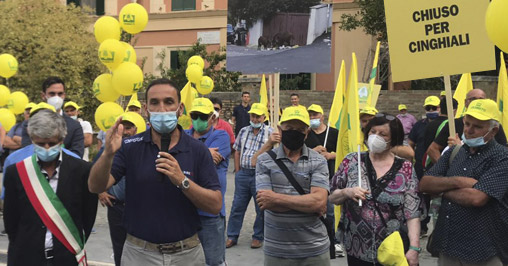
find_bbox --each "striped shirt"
[233,124,272,169]
[256,145,330,259]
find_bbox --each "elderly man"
[185,97,231,266]
[396,104,417,144]
[3,110,97,265]
[227,103,273,249]
[420,99,508,265]
[256,106,330,265]
[89,78,222,265]
[427,89,507,163]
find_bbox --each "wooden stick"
[269,74,274,129]
[444,75,456,138]
[274,73,280,127]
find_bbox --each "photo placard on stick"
[384,0,495,82]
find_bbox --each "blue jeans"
[197,215,226,266]
[227,168,264,241]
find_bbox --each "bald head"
[465,89,487,108]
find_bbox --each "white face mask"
[47,96,64,110]
[367,134,389,153]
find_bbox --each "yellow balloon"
[94,16,121,43]
[188,56,205,69]
[7,91,29,115]
[486,0,508,53]
[0,108,16,131]
[95,102,124,132]
[119,111,146,134]
[93,73,121,102]
[112,62,144,96]
[119,3,148,34]
[121,42,137,64]
[0,85,11,106]
[186,64,203,84]
[0,54,18,78]
[196,76,214,95]
[98,39,125,70]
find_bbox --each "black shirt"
[408,118,430,179]
[426,140,508,263]
[233,104,251,137]
[423,116,449,154]
[434,117,508,147]
[305,126,338,179]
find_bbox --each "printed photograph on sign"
[226,0,332,74]
[384,0,495,82]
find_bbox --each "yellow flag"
[329,61,346,130]
[497,52,508,137]
[259,74,271,122]
[178,82,195,130]
[366,41,381,107]
[453,73,473,118]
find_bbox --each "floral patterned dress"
[330,152,423,263]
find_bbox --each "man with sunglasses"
[185,98,231,266]
[427,89,507,164]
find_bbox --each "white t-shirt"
[79,119,93,162]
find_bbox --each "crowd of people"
[0,76,507,266]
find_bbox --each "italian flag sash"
[16,155,87,265]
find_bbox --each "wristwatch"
[178,176,190,191]
[409,246,422,253]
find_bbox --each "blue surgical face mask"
[462,131,490,148]
[149,108,179,134]
[310,119,321,129]
[426,112,439,119]
[250,121,262,128]
[34,143,62,162]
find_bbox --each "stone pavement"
[0,160,437,265]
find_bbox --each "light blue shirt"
[1,144,80,199]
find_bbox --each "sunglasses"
[190,113,210,120]
[214,107,221,112]
[375,113,395,121]
[424,106,438,112]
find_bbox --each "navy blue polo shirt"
[110,126,221,244]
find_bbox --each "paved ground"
[0,160,438,265]
[226,33,332,74]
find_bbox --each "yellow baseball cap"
[248,103,268,116]
[30,102,56,115]
[307,104,324,114]
[398,104,407,111]
[118,111,146,134]
[190,98,214,114]
[280,106,310,126]
[423,96,440,107]
[440,91,446,97]
[464,99,501,122]
[25,102,37,110]
[127,100,141,109]
[377,231,409,266]
[360,106,378,116]
[64,101,80,110]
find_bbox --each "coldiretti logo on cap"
[471,101,486,112]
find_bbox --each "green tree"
[0,0,104,123]
[228,0,321,27]
[143,42,242,92]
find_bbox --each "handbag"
[364,153,410,254]
[266,150,336,259]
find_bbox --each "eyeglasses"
[375,113,395,121]
[190,113,210,120]
[425,106,438,112]
[214,107,221,112]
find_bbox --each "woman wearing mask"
[329,113,423,266]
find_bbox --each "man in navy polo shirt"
[88,78,222,265]
[185,97,231,266]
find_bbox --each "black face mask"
[281,129,306,151]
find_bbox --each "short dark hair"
[290,93,299,98]
[439,98,458,115]
[363,113,404,147]
[42,76,65,93]
[145,78,181,103]
[241,91,250,96]
[210,97,222,109]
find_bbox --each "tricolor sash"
[16,154,87,265]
